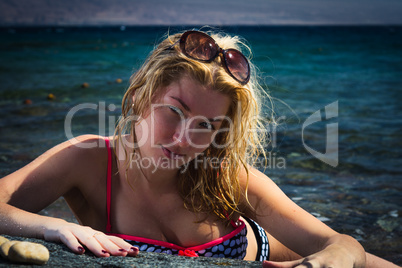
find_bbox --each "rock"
[8,241,49,265]
[47,93,56,100]
[377,218,399,232]
[0,238,49,265]
[22,99,32,105]
[0,241,18,259]
[81,82,90,88]
[0,237,9,247]
[288,152,301,158]
[0,235,262,267]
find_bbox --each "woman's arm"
[0,135,138,257]
[365,253,400,268]
[267,231,399,267]
[267,234,399,268]
[242,167,366,267]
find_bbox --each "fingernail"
[102,250,108,254]
[130,247,139,253]
[119,248,128,252]
[78,246,85,253]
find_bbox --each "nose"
[173,127,190,147]
[171,119,212,149]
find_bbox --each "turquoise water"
[0,26,401,263]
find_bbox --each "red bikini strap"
[223,210,239,228]
[105,138,112,233]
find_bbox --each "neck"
[134,156,180,190]
[116,135,181,194]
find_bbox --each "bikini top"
[104,138,248,259]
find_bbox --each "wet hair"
[115,29,270,223]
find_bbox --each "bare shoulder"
[0,135,109,212]
[239,165,282,197]
[26,134,109,183]
[53,134,110,168]
[238,165,297,220]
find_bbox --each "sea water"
[0,26,401,263]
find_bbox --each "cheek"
[137,109,177,146]
[154,113,176,133]
[134,118,155,147]
[152,116,178,144]
[187,134,214,154]
[191,144,209,153]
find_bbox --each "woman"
[0,29,395,267]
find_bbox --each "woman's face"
[134,75,231,171]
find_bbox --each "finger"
[92,233,130,257]
[106,235,139,257]
[263,260,303,268]
[294,259,320,268]
[58,230,86,255]
[128,247,140,257]
[294,265,313,268]
[73,231,110,257]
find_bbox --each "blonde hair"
[115,29,269,223]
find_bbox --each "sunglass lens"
[183,32,218,61]
[224,49,250,83]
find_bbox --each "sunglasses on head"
[170,30,251,85]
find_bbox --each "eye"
[169,105,183,115]
[199,121,215,130]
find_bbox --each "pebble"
[47,93,56,100]
[377,218,399,232]
[0,236,9,246]
[388,210,398,218]
[291,196,303,201]
[0,237,49,265]
[0,240,18,259]
[81,82,90,88]
[23,99,33,105]
[8,241,50,265]
[115,78,122,83]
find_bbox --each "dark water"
[0,26,401,263]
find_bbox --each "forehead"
[159,75,231,118]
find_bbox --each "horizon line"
[1,23,402,28]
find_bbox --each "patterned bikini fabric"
[122,225,248,259]
[244,217,270,261]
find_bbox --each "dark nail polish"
[130,247,139,253]
[102,250,108,254]
[119,248,127,252]
[78,246,85,253]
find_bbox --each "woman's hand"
[262,243,360,268]
[43,219,138,257]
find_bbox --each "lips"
[161,146,185,159]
